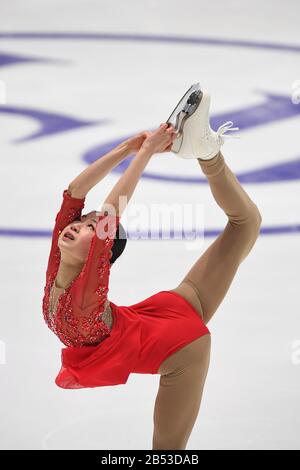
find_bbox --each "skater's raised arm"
[68,125,176,202]
[68,140,132,199]
[102,124,177,218]
[101,146,152,218]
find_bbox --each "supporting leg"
[152,334,211,450]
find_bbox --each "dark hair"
[110,222,127,265]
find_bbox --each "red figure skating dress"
[42,189,210,389]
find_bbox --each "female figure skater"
[42,89,262,450]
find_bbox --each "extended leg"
[170,151,262,324]
[152,333,211,450]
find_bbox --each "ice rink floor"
[0,0,299,450]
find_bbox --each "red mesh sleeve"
[45,188,86,280]
[71,212,120,312]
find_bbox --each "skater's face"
[58,211,113,265]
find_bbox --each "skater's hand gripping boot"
[141,123,177,154]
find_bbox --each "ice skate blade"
[170,89,212,159]
[165,82,203,155]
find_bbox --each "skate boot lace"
[216,121,240,145]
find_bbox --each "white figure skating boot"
[166,82,239,160]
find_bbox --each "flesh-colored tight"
[152,151,262,450]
